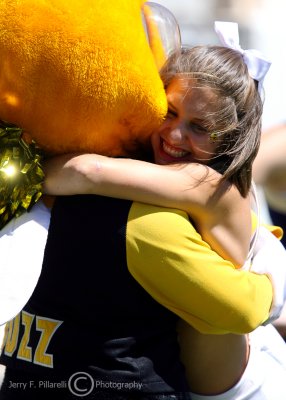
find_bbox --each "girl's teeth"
[163,141,188,158]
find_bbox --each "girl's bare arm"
[43,153,252,266]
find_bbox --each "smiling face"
[151,76,220,165]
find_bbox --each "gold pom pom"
[0,121,44,229]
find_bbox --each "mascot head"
[0,0,181,226]
[0,0,181,155]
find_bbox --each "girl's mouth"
[162,140,189,158]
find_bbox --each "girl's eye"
[189,122,208,134]
[166,108,177,119]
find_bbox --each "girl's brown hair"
[160,46,263,197]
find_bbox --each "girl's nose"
[167,124,189,145]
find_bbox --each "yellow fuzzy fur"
[0,0,167,155]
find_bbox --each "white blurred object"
[249,225,286,324]
[255,186,273,225]
[0,201,51,326]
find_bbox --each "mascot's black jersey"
[0,195,189,396]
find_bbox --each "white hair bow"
[214,21,271,93]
